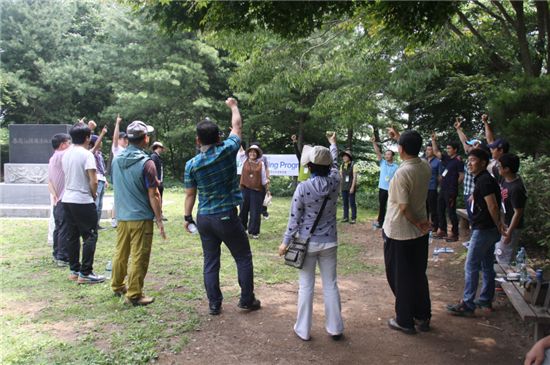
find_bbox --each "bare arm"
[504,207,524,244]
[482,114,495,144]
[431,132,443,160]
[48,180,59,205]
[485,193,505,235]
[524,335,550,365]
[91,127,107,154]
[399,203,431,234]
[148,186,166,239]
[458,172,465,185]
[371,135,382,161]
[184,187,197,233]
[388,126,400,142]
[112,114,122,149]
[226,98,242,140]
[454,118,472,153]
[87,169,98,200]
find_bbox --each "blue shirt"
[378,159,399,191]
[428,157,440,191]
[184,134,242,215]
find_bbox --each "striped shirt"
[184,134,242,215]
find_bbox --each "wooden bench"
[456,208,469,230]
[495,263,550,341]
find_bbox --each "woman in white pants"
[279,133,344,341]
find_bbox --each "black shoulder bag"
[284,195,330,269]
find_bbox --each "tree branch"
[534,0,550,75]
[473,1,514,40]
[510,0,536,76]
[492,1,516,27]
[447,20,464,37]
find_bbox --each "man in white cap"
[110,121,166,306]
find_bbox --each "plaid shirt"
[184,134,242,215]
[463,162,475,196]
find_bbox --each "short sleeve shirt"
[184,134,242,215]
[427,157,440,191]
[382,158,431,240]
[379,159,399,191]
[440,154,464,193]
[471,170,501,229]
[61,145,97,204]
[501,177,527,228]
[48,149,68,200]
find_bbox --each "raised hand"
[291,134,298,143]
[225,97,238,108]
[116,114,122,124]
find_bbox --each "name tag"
[442,169,448,177]
[345,176,350,182]
[304,167,309,174]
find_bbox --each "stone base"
[0,183,50,205]
[4,163,49,184]
[0,197,113,218]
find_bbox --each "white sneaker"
[111,218,118,228]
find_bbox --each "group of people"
[45,98,530,350]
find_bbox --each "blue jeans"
[463,227,500,309]
[95,180,106,223]
[197,208,255,307]
[341,190,356,220]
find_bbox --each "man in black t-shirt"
[495,154,527,264]
[447,148,505,316]
[431,135,464,242]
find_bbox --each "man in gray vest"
[111,121,166,306]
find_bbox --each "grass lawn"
[0,191,377,364]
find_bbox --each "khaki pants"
[111,220,153,299]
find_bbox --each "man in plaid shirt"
[184,97,261,316]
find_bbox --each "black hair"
[128,135,146,144]
[51,133,71,150]
[308,163,330,177]
[385,150,395,157]
[197,119,220,145]
[69,122,91,145]
[398,130,423,156]
[447,141,460,151]
[119,132,128,139]
[468,148,490,163]
[499,153,520,174]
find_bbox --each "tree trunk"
[534,0,547,76]
[347,127,353,151]
[510,0,537,76]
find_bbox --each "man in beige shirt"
[383,130,432,335]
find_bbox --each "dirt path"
[157,223,534,365]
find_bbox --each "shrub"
[519,154,550,257]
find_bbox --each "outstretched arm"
[91,126,107,154]
[371,135,382,161]
[388,126,400,142]
[112,114,122,149]
[482,114,495,144]
[226,98,242,140]
[454,118,472,153]
[431,132,443,160]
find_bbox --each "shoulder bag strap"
[307,195,330,240]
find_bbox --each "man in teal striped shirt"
[184,97,261,316]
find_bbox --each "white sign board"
[237,154,299,176]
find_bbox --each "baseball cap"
[151,141,164,149]
[300,145,333,166]
[126,121,154,139]
[487,138,509,150]
[466,139,481,146]
[90,134,99,144]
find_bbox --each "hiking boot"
[350,219,356,224]
[415,318,431,332]
[113,286,128,297]
[77,272,106,285]
[250,234,259,239]
[68,271,79,281]
[387,318,417,335]
[209,303,222,315]
[125,295,155,307]
[446,300,475,317]
[238,298,261,311]
[331,334,343,341]
[445,235,459,242]
[474,299,493,311]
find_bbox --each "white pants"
[294,246,344,340]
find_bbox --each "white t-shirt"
[112,144,125,157]
[61,145,97,204]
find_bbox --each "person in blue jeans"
[184,97,261,316]
[340,150,357,224]
[447,148,504,316]
[371,130,399,228]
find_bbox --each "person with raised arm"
[184,97,261,316]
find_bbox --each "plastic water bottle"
[188,223,198,234]
[516,247,526,271]
[519,264,529,286]
[105,260,112,279]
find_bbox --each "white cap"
[300,145,333,166]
